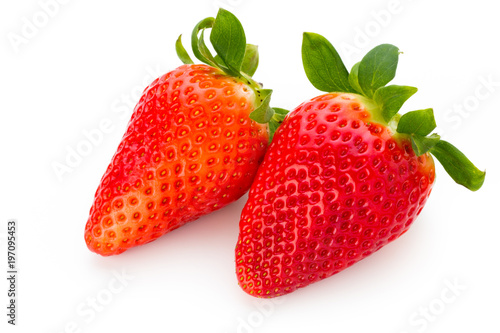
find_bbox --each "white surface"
[1,0,498,332]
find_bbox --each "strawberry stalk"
[176,9,288,141]
[302,32,485,191]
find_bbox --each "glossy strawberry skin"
[236,92,435,297]
[86,64,268,256]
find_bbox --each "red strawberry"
[85,9,286,256]
[235,33,485,297]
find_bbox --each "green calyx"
[301,32,485,191]
[176,9,288,141]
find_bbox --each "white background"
[1,0,499,332]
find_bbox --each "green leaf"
[175,35,194,65]
[374,85,418,122]
[249,89,274,123]
[270,107,288,123]
[197,29,219,68]
[210,8,246,76]
[397,108,436,136]
[430,140,485,191]
[410,133,440,156]
[358,44,399,98]
[241,44,259,77]
[348,62,363,94]
[191,17,215,65]
[214,55,228,69]
[268,107,288,142]
[302,32,353,93]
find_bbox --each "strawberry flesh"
[86,64,268,256]
[236,93,435,297]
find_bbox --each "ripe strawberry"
[235,33,485,297]
[85,9,286,256]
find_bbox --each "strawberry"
[85,9,286,256]
[235,33,485,297]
